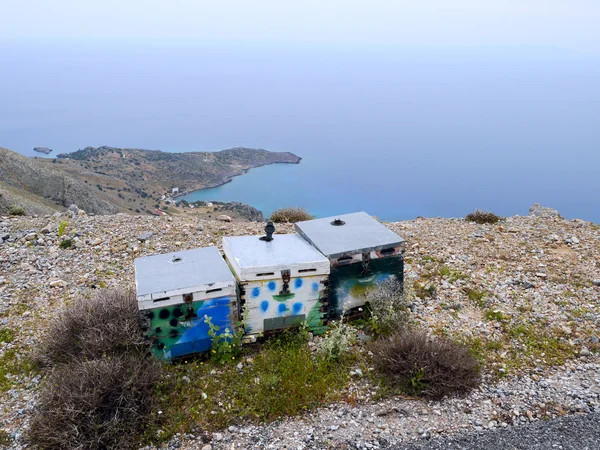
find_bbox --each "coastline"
[174,158,302,199]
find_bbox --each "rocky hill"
[0,147,119,216]
[0,206,598,449]
[1,146,300,218]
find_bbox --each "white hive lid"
[134,246,235,298]
[295,211,405,259]
[222,233,330,282]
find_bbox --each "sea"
[2,40,599,222]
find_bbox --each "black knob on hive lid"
[331,218,345,226]
[260,221,275,241]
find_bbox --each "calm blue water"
[1,41,599,221]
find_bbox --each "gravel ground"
[394,411,600,449]
[1,204,599,449]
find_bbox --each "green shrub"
[9,205,25,216]
[363,278,410,337]
[0,327,15,344]
[204,315,244,364]
[269,207,314,223]
[0,429,12,446]
[59,239,73,249]
[465,210,502,224]
[370,329,480,400]
[317,321,357,362]
[153,328,352,434]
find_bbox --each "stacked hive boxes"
[134,212,405,359]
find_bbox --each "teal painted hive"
[134,247,238,359]
[295,212,405,320]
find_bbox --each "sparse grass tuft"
[0,327,15,344]
[9,205,25,216]
[465,210,503,224]
[413,281,436,299]
[269,207,314,223]
[59,239,73,249]
[370,329,480,400]
[0,430,12,446]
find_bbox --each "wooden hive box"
[222,231,330,337]
[295,212,405,320]
[134,246,238,359]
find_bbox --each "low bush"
[28,290,161,449]
[269,207,314,223]
[465,210,502,224]
[363,278,410,337]
[9,205,25,216]
[28,353,161,450]
[370,329,480,400]
[34,290,148,367]
[317,321,357,362]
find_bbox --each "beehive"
[295,211,405,319]
[222,231,330,337]
[134,246,237,359]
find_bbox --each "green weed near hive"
[0,327,15,344]
[149,329,355,439]
[57,221,68,237]
[0,349,35,392]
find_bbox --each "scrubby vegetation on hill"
[270,207,314,223]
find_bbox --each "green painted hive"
[295,212,405,320]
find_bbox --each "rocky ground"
[0,205,599,449]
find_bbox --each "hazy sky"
[2,0,599,52]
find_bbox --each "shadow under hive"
[134,246,238,359]
[295,211,405,320]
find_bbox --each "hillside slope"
[0,147,119,215]
[35,146,300,215]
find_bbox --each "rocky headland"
[0,146,300,218]
[0,205,598,449]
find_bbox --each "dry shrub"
[28,353,161,450]
[465,210,502,224]
[269,207,314,223]
[363,278,410,336]
[34,290,148,367]
[28,290,162,450]
[370,329,480,400]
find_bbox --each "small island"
[33,146,53,155]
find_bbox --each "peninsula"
[0,145,300,217]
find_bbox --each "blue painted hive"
[134,246,238,359]
[222,230,330,337]
[295,212,405,320]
